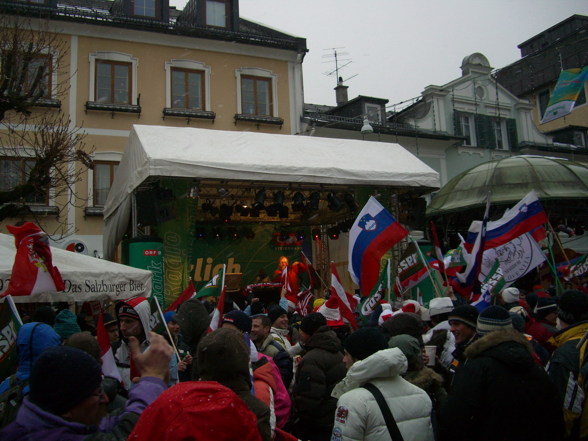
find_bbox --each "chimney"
[335,76,348,107]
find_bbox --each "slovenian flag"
[348,197,408,295]
[466,191,548,251]
[4,222,65,297]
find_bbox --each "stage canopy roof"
[103,125,440,259]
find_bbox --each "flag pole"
[409,235,443,298]
[153,296,181,362]
[301,251,329,291]
[386,259,391,304]
[6,295,23,325]
[548,222,572,264]
[545,223,566,295]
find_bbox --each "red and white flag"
[330,262,358,330]
[165,281,196,312]
[3,222,64,297]
[96,312,123,382]
[207,266,227,333]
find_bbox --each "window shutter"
[506,118,518,150]
[475,114,495,148]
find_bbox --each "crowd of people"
[3,270,588,441]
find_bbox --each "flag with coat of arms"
[348,197,409,295]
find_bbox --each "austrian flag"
[4,222,64,297]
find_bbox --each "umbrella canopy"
[427,155,588,218]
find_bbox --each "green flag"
[480,259,506,300]
[195,268,224,299]
[359,261,390,324]
[0,296,23,380]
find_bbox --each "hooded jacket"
[331,348,434,441]
[439,328,564,441]
[292,325,346,431]
[0,322,61,395]
[114,298,177,389]
[257,334,294,388]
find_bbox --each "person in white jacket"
[331,327,434,441]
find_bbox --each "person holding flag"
[114,297,177,389]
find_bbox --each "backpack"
[0,374,28,429]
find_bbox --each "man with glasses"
[0,332,172,440]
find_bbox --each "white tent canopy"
[0,234,152,303]
[103,125,440,259]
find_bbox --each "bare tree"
[0,111,92,225]
[1,14,93,233]
[0,14,69,119]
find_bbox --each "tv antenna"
[322,47,358,86]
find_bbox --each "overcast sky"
[170,0,588,109]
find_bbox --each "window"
[241,75,271,116]
[0,158,48,205]
[459,114,476,146]
[96,60,131,104]
[538,89,550,118]
[164,60,211,113]
[1,52,53,99]
[235,68,279,120]
[88,52,138,106]
[576,87,586,107]
[206,0,227,27]
[134,0,157,17]
[93,161,117,206]
[171,68,203,109]
[365,104,382,123]
[494,119,509,150]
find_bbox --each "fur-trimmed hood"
[465,329,535,372]
[404,366,444,391]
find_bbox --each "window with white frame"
[165,60,211,110]
[206,0,228,27]
[459,113,476,146]
[93,161,117,206]
[0,157,48,205]
[88,153,121,207]
[236,68,278,117]
[494,119,509,150]
[89,52,138,105]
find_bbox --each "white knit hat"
[428,297,454,317]
[501,287,520,304]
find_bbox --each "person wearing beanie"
[448,304,479,370]
[439,304,564,441]
[267,305,300,356]
[423,297,456,371]
[331,329,434,441]
[127,382,264,441]
[197,328,272,441]
[53,309,82,342]
[222,309,253,334]
[0,334,173,440]
[498,287,520,309]
[389,334,446,431]
[291,312,346,441]
[547,290,588,438]
[524,297,558,354]
[115,297,178,389]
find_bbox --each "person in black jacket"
[290,313,346,441]
[439,306,564,441]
